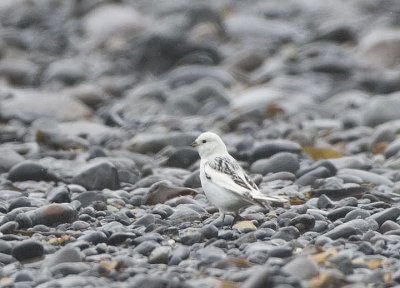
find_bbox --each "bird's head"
[191,131,228,158]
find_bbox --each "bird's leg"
[231,212,240,228]
[219,210,226,226]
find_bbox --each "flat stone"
[12,240,43,261]
[233,221,257,233]
[283,256,319,280]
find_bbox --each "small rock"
[0,148,24,173]
[12,240,44,261]
[133,240,160,256]
[27,203,78,227]
[47,186,71,203]
[148,246,170,264]
[165,148,199,169]
[0,90,92,123]
[362,93,400,127]
[324,223,362,240]
[327,207,356,221]
[296,167,333,186]
[380,220,400,234]
[42,247,82,268]
[250,140,301,162]
[359,28,400,68]
[271,226,300,241]
[197,246,226,264]
[127,275,187,288]
[133,214,155,228]
[233,221,257,233]
[72,161,120,190]
[317,194,335,209]
[127,132,198,154]
[289,214,315,233]
[145,181,197,205]
[283,256,319,280]
[250,152,299,175]
[76,191,107,208]
[50,262,91,277]
[369,207,400,225]
[201,224,218,239]
[80,231,108,245]
[8,161,58,182]
[0,239,12,254]
[83,4,148,45]
[179,228,203,245]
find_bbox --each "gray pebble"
[283,256,319,280]
[12,240,44,261]
[250,152,299,175]
[72,161,120,190]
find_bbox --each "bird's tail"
[253,194,289,204]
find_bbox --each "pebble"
[27,203,78,227]
[47,186,71,203]
[145,181,197,205]
[0,1,399,287]
[250,140,302,162]
[148,246,171,264]
[289,214,315,233]
[233,221,257,233]
[283,257,319,280]
[0,148,24,173]
[369,207,400,225]
[165,148,199,169]
[338,169,393,186]
[8,161,58,182]
[12,240,44,261]
[72,161,120,190]
[169,206,202,224]
[296,166,333,186]
[250,152,299,175]
[42,246,82,268]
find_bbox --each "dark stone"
[77,191,107,208]
[28,204,78,227]
[165,148,199,169]
[12,240,44,261]
[317,194,335,209]
[289,214,315,233]
[47,186,71,203]
[80,231,108,245]
[296,167,334,186]
[108,233,136,246]
[8,197,31,212]
[129,34,221,75]
[327,207,356,221]
[250,152,300,175]
[250,140,301,162]
[42,247,82,268]
[72,162,120,190]
[369,207,400,225]
[8,161,59,182]
[271,226,300,241]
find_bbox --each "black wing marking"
[208,156,259,192]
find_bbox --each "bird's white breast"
[200,159,252,212]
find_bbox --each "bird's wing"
[204,155,287,204]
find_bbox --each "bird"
[191,131,288,225]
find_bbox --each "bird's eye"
[202,140,207,143]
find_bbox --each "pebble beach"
[0,0,400,287]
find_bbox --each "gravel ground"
[0,0,400,287]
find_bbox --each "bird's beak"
[191,141,198,148]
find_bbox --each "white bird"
[191,131,288,225]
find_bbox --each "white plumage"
[192,132,288,224]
